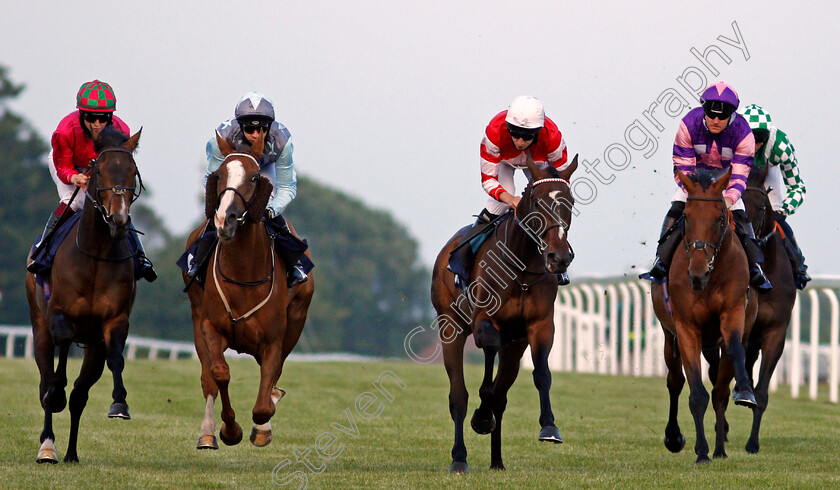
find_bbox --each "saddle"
[447,213,511,290]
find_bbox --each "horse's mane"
[95,127,130,151]
[687,168,720,191]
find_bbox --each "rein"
[743,186,776,245]
[683,196,730,271]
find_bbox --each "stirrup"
[287,266,308,288]
[795,271,811,290]
[138,256,158,283]
[648,258,668,280]
[750,265,772,291]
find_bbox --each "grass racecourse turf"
[1,357,839,488]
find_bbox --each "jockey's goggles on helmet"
[507,123,540,141]
[702,101,735,120]
[83,112,111,124]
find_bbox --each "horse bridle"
[683,196,729,271]
[86,147,143,225]
[743,186,775,245]
[215,153,261,227]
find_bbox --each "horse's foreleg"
[104,318,130,419]
[44,339,71,414]
[33,317,59,463]
[675,324,711,463]
[746,324,787,454]
[195,317,220,449]
[720,309,757,408]
[442,329,469,473]
[204,323,241,446]
[528,322,560,441]
[64,341,107,463]
[662,331,686,453]
[711,354,734,459]
[489,339,529,471]
[471,319,499,436]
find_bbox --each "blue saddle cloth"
[447,216,505,290]
[29,213,82,289]
[177,225,314,289]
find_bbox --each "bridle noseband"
[683,196,729,271]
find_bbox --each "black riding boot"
[187,221,216,279]
[266,214,309,288]
[452,208,497,288]
[646,202,685,280]
[27,208,76,273]
[775,212,811,290]
[128,223,157,282]
[733,210,772,291]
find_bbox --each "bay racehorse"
[431,153,578,472]
[652,167,758,463]
[25,128,144,463]
[183,131,314,449]
[739,164,796,453]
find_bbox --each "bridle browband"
[683,196,729,271]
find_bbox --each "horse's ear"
[247,176,273,222]
[558,154,578,181]
[205,172,220,219]
[123,128,142,153]
[216,131,233,157]
[676,169,694,193]
[714,167,733,195]
[250,130,265,160]
[523,152,545,180]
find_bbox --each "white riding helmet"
[505,95,545,130]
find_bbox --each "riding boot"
[775,213,811,290]
[646,204,685,280]
[266,214,309,287]
[452,209,497,288]
[187,222,217,279]
[27,206,75,273]
[733,210,772,291]
[557,272,570,286]
[128,223,157,283]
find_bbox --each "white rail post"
[561,289,574,371]
[791,293,802,399]
[618,283,632,375]
[824,289,839,403]
[606,284,619,375]
[809,289,820,401]
[629,282,643,376]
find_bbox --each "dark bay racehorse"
[740,165,796,453]
[25,128,143,463]
[432,153,578,472]
[652,167,758,464]
[183,132,314,449]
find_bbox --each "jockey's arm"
[204,136,225,181]
[266,140,297,218]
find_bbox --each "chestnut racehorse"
[431,153,578,472]
[25,128,144,463]
[183,132,314,449]
[653,168,759,463]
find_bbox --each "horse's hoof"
[713,449,728,459]
[664,433,686,453]
[733,390,757,408]
[220,422,243,446]
[250,427,272,447]
[470,410,496,435]
[490,462,506,471]
[108,402,131,419]
[63,453,79,464]
[449,461,469,474]
[538,426,563,443]
[745,439,760,454]
[196,434,219,450]
[36,441,58,464]
[695,454,712,464]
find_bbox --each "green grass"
[1,357,839,489]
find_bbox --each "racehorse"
[652,167,758,464]
[431,153,578,472]
[25,128,144,463]
[183,131,314,449]
[739,164,796,453]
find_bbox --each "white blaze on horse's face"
[547,190,567,240]
[215,160,247,229]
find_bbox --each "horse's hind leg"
[64,341,107,463]
[471,320,499,435]
[489,339,529,471]
[104,318,131,419]
[204,324,241,446]
[663,331,686,453]
[528,321,561,443]
[675,324,711,464]
[702,345,728,442]
[32,313,60,463]
[442,326,469,473]
[711,355,734,459]
[746,324,787,454]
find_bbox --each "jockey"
[742,104,811,289]
[645,81,771,290]
[455,95,572,286]
[28,80,156,282]
[187,91,310,287]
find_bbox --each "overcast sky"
[2,2,837,277]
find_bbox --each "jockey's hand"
[500,192,521,210]
[724,196,734,209]
[70,173,89,188]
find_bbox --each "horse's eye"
[251,175,259,183]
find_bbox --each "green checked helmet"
[742,104,772,131]
[76,79,116,112]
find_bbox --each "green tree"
[0,66,52,323]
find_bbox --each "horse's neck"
[219,223,272,270]
[76,202,120,254]
[493,216,545,270]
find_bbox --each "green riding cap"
[76,79,116,112]
[742,104,771,131]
